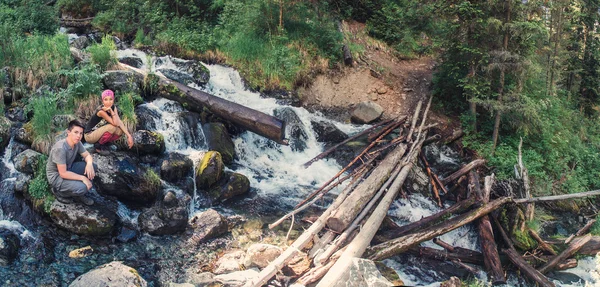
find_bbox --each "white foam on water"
[0,220,35,241]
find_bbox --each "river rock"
[158,68,198,86]
[70,36,90,50]
[13,149,44,175]
[69,261,147,287]
[135,104,161,131]
[281,252,310,276]
[214,269,259,287]
[161,152,193,183]
[196,151,224,190]
[423,144,461,177]
[156,57,210,86]
[213,250,246,274]
[102,70,143,95]
[351,101,384,124]
[0,116,10,151]
[187,209,228,245]
[118,55,144,69]
[178,112,205,149]
[6,104,27,122]
[330,258,394,287]
[93,153,160,205]
[0,229,20,266]
[14,124,33,145]
[311,120,348,143]
[244,243,282,269]
[203,122,235,164]
[182,271,215,286]
[133,130,166,156]
[207,172,250,203]
[138,191,190,235]
[274,107,308,152]
[440,276,461,287]
[49,195,118,236]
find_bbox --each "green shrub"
[133,28,152,48]
[592,215,600,236]
[87,35,117,71]
[61,64,103,100]
[28,155,54,213]
[29,93,60,140]
[117,92,138,129]
[0,0,59,35]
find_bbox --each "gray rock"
[158,68,198,86]
[6,104,27,122]
[138,193,191,235]
[102,70,143,95]
[156,57,210,86]
[187,209,228,245]
[135,104,161,131]
[330,258,393,287]
[351,101,384,124]
[70,36,90,50]
[311,120,348,143]
[196,151,224,190]
[214,269,259,287]
[203,123,235,164]
[207,172,250,203]
[182,271,215,287]
[133,130,166,156]
[167,283,195,287]
[244,244,282,269]
[49,195,118,236]
[0,229,19,266]
[13,149,44,175]
[0,116,11,151]
[214,250,246,274]
[119,56,144,69]
[161,152,193,183]
[69,261,147,287]
[274,107,308,152]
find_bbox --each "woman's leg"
[85,125,120,144]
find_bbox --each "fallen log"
[406,100,423,142]
[117,62,288,144]
[452,260,480,276]
[470,171,505,285]
[408,246,484,265]
[528,228,556,255]
[422,155,443,207]
[368,197,511,261]
[503,248,556,287]
[565,219,596,244]
[556,258,577,270]
[513,189,600,203]
[441,159,486,185]
[433,238,455,252]
[577,236,600,256]
[326,143,408,233]
[538,234,592,274]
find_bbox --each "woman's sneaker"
[94,143,112,156]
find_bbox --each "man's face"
[67,126,84,144]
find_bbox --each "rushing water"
[0,44,598,286]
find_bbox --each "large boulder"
[49,195,118,236]
[161,152,193,183]
[69,261,147,287]
[12,149,44,175]
[330,258,394,287]
[0,116,10,151]
[203,123,235,164]
[195,151,224,190]
[102,70,143,95]
[93,153,160,205]
[351,101,384,124]
[207,172,250,203]
[118,54,144,69]
[274,107,308,152]
[138,191,191,235]
[133,130,166,156]
[135,104,161,131]
[14,123,33,145]
[157,68,198,86]
[156,57,210,86]
[243,244,282,269]
[214,269,259,287]
[187,209,228,245]
[213,250,246,274]
[311,120,348,143]
[0,229,20,266]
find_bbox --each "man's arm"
[81,151,95,180]
[57,164,92,190]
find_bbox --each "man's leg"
[57,162,96,206]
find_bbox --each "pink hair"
[101,89,114,100]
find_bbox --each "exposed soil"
[299,21,460,139]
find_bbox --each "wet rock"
[158,68,198,86]
[182,271,215,287]
[93,153,160,205]
[244,243,282,269]
[351,101,384,124]
[331,258,393,287]
[14,124,33,145]
[49,195,118,236]
[214,250,246,274]
[207,172,250,203]
[119,56,144,69]
[262,89,301,106]
[196,151,224,190]
[135,104,161,131]
[281,252,310,277]
[70,36,90,50]
[547,271,584,285]
[6,104,27,122]
[274,107,308,152]
[203,122,235,164]
[423,144,461,177]
[133,130,166,156]
[173,58,210,86]
[0,116,10,151]
[178,112,205,149]
[68,246,93,259]
[188,209,228,244]
[138,192,191,235]
[13,149,44,175]
[102,70,143,95]
[0,229,20,266]
[161,152,193,183]
[311,120,348,143]
[69,261,147,287]
[115,226,138,243]
[214,269,259,287]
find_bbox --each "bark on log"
[577,236,600,256]
[451,260,480,275]
[326,143,408,233]
[538,234,592,274]
[556,258,577,270]
[518,138,535,225]
[565,219,596,244]
[528,228,557,255]
[470,171,506,285]
[441,159,486,185]
[503,248,556,287]
[514,189,600,203]
[118,63,287,144]
[408,246,484,265]
[433,238,455,252]
[368,197,511,261]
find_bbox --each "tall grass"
[117,92,138,132]
[87,35,117,71]
[29,92,61,153]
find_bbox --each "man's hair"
[68,120,84,131]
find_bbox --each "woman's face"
[102,96,114,108]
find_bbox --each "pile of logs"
[248,97,600,287]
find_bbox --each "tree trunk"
[503,248,556,287]
[441,159,486,185]
[538,234,592,274]
[368,197,511,261]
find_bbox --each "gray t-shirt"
[46,139,86,186]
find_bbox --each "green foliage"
[142,169,161,193]
[513,229,537,250]
[117,92,138,127]
[29,92,60,140]
[133,28,152,48]
[61,64,103,100]
[461,278,487,287]
[87,35,117,71]
[591,215,600,236]
[154,17,215,52]
[28,155,54,213]
[0,0,59,35]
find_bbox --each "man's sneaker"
[54,194,74,204]
[79,196,94,206]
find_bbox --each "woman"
[84,89,134,154]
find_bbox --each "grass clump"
[28,155,54,213]
[117,92,139,132]
[87,35,117,71]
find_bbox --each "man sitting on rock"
[46,120,96,205]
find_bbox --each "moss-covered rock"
[196,151,224,190]
[133,130,165,156]
[160,152,193,183]
[102,70,143,95]
[49,196,118,236]
[203,122,235,164]
[207,172,250,203]
[13,149,44,175]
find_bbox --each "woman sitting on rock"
[84,89,134,154]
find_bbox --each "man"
[46,120,96,205]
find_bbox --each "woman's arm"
[112,108,134,148]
